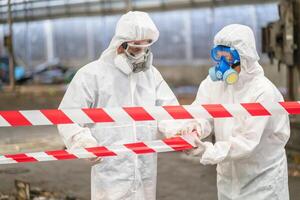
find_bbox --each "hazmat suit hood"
[100,11,159,74]
[213,24,264,84]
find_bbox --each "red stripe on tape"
[123,107,155,121]
[279,102,300,114]
[124,142,156,154]
[5,154,37,163]
[163,137,193,151]
[41,110,73,124]
[202,104,232,118]
[46,150,77,160]
[0,111,32,126]
[241,103,271,116]
[163,106,194,119]
[86,146,117,157]
[82,108,114,123]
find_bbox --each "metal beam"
[7,0,15,91]
[0,0,278,24]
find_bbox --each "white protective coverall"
[57,11,178,200]
[191,24,290,200]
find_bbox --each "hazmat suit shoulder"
[59,59,113,109]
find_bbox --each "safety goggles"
[127,43,152,49]
[125,39,153,48]
[210,45,240,65]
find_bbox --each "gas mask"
[114,42,153,74]
[209,45,240,85]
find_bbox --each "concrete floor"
[0,153,218,200]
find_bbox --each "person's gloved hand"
[199,141,231,165]
[176,121,202,137]
[70,131,102,165]
[175,122,204,156]
[183,137,206,156]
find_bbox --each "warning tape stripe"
[0,101,297,127]
[0,136,195,164]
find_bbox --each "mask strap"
[231,61,240,69]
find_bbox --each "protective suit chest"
[96,69,157,107]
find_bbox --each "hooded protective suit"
[191,24,290,200]
[57,11,178,200]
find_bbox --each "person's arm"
[153,68,178,106]
[172,78,214,157]
[175,77,213,140]
[189,77,214,140]
[57,70,97,150]
[159,74,212,139]
[150,68,181,137]
[199,89,285,165]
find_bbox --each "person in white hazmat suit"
[177,24,290,200]
[57,11,178,200]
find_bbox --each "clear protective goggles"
[125,39,153,49]
[122,40,152,60]
[127,42,152,49]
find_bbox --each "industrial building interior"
[0,0,300,199]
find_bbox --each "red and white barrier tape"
[0,135,196,165]
[0,101,299,127]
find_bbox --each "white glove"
[160,121,208,156]
[177,121,202,138]
[199,141,231,165]
[182,132,206,156]
[173,122,202,156]
[184,140,206,156]
[70,130,102,165]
